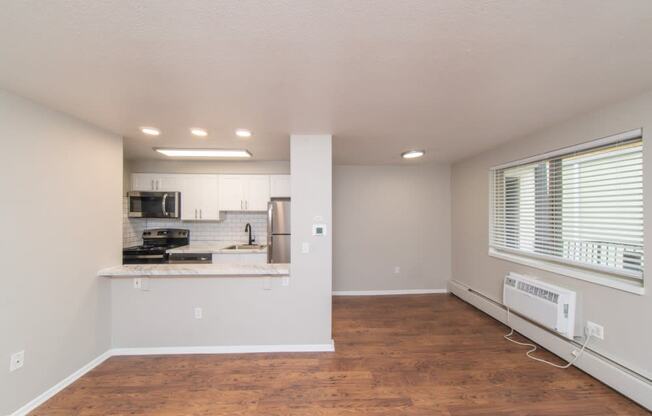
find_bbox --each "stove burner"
[122,228,190,264]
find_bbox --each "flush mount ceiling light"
[235,129,252,138]
[154,148,252,158]
[401,150,425,159]
[190,128,208,137]
[140,127,161,136]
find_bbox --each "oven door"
[128,191,180,218]
[122,253,169,264]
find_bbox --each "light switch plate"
[282,277,290,286]
[302,242,310,254]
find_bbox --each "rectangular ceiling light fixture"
[154,148,252,158]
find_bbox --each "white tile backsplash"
[122,197,267,247]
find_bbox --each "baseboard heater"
[449,279,652,411]
[503,272,577,339]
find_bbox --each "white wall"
[0,90,122,415]
[333,163,451,292]
[451,90,652,380]
[290,134,332,342]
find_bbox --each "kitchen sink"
[223,244,266,250]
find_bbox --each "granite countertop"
[166,241,267,254]
[98,263,289,277]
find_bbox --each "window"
[490,129,644,287]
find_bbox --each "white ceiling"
[2,1,652,164]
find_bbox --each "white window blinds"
[490,130,644,281]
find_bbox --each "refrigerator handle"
[267,201,273,263]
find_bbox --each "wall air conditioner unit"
[503,273,577,339]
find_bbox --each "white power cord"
[504,307,592,369]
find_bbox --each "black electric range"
[122,228,189,264]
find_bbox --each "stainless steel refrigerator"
[267,197,291,263]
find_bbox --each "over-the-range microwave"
[127,191,180,218]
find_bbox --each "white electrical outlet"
[10,351,24,372]
[301,242,310,254]
[194,307,203,319]
[394,266,401,274]
[133,278,142,289]
[282,277,290,286]
[586,321,604,340]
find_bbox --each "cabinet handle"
[194,209,197,219]
[156,180,159,190]
[151,180,154,190]
[245,200,248,210]
[200,209,202,219]
[241,200,243,210]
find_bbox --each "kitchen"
[90,135,332,358]
[122,173,291,266]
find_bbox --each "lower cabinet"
[212,253,267,264]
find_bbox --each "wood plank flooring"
[31,294,649,415]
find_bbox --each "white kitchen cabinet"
[180,175,220,221]
[212,252,267,264]
[218,175,270,211]
[218,175,246,211]
[132,173,220,221]
[132,173,159,191]
[246,175,271,210]
[131,173,182,192]
[270,175,291,198]
[157,175,185,192]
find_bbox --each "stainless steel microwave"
[127,191,180,218]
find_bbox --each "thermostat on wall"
[312,224,327,236]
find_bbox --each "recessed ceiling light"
[155,148,252,158]
[190,128,208,137]
[235,129,252,138]
[140,127,161,136]
[401,150,425,159]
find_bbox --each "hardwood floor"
[32,294,649,415]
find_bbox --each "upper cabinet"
[219,175,270,211]
[270,175,291,198]
[180,175,220,221]
[217,175,244,211]
[131,174,181,192]
[132,173,161,191]
[132,173,219,221]
[132,173,274,216]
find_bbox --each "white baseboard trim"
[9,340,335,416]
[111,340,336,356]
[448,279,652,411]
[333,289,448,296]
[10,350,112,416]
